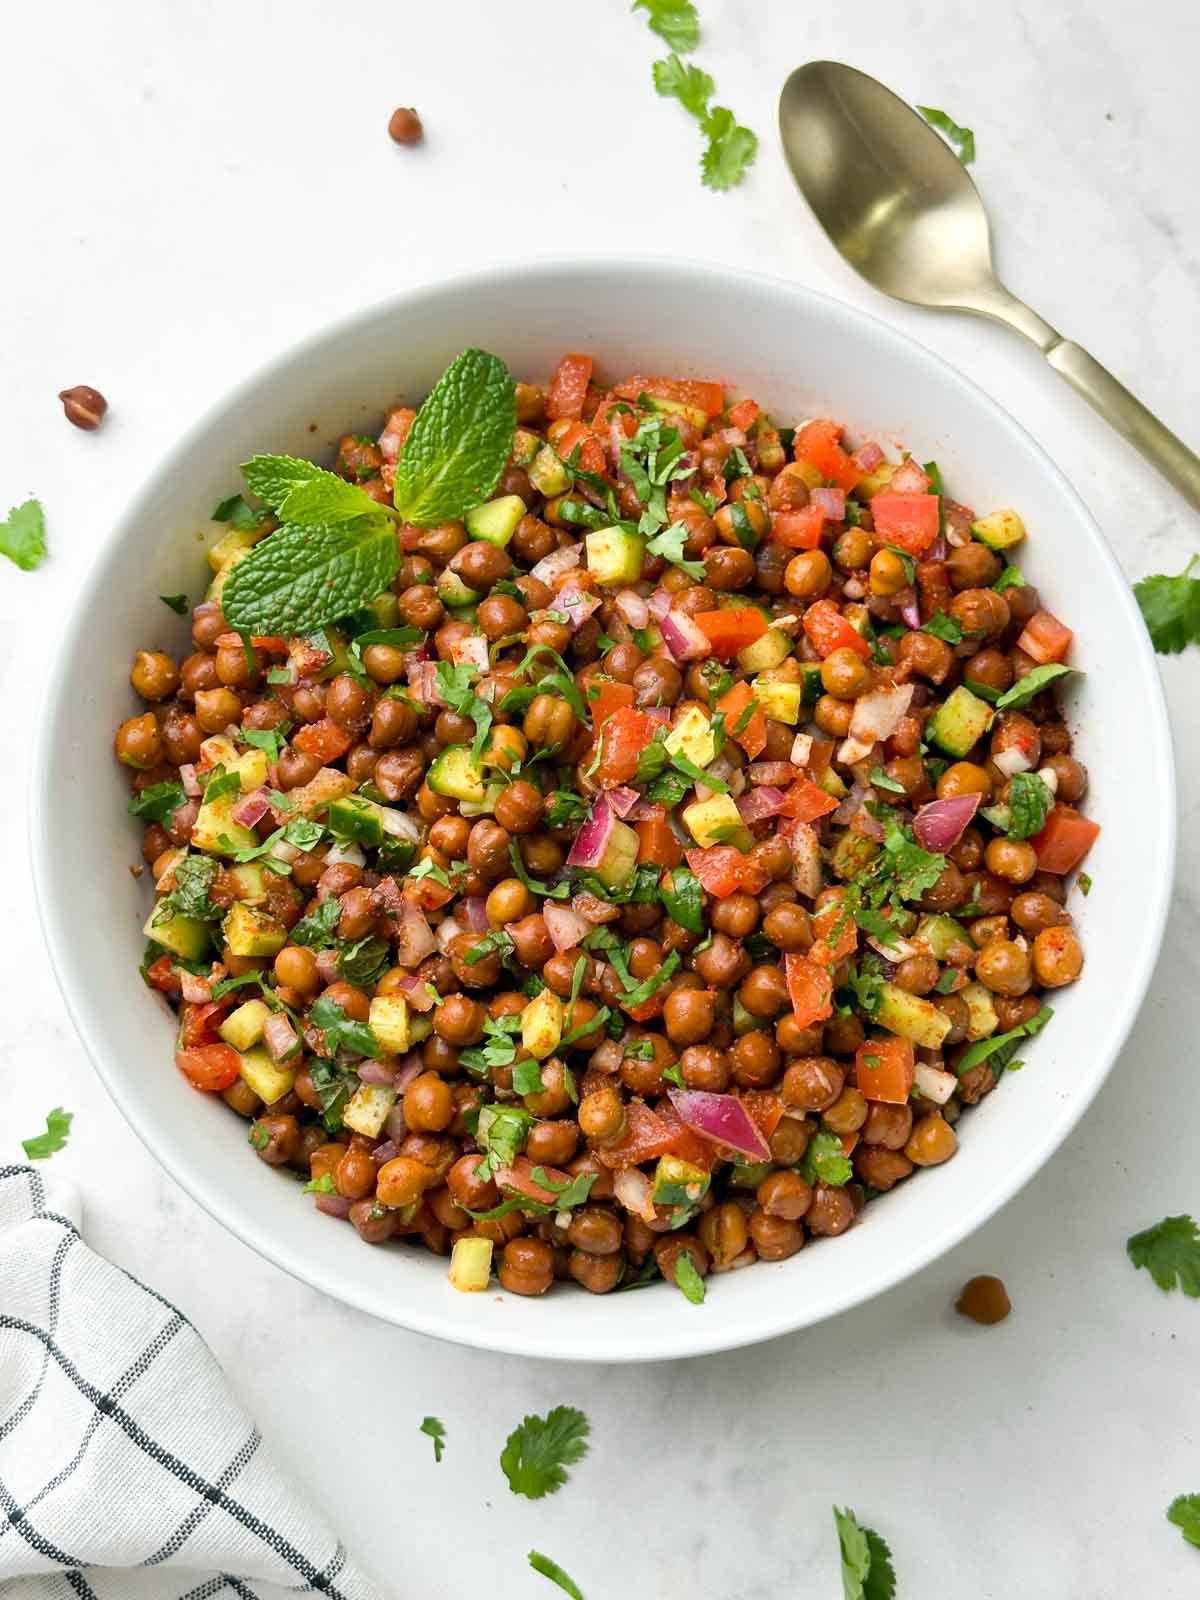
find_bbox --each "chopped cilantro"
[528,1550,584,1600]
[500,1406,590,1500]
[20,1107,73,1161]
[798,1130,853,1187]
[1127,1215,1200,1296]
[1134,555,1200,654]
[673,1250,706,1304]
[128,781,187,825]
[310,993,380,1058]
[419,1416,447,1463]
[159,593,188,615]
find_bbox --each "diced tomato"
[727,397,759,430]
[839,1131,860,1159]
[546,417,607,475]
[179,1000,229,1049]
[772,505,826,549]
[685,846,770,900]
[175,1043,241,1093]
[802,598,871,660]
[612,375,726,418]
[144,955,181,994]
[739,1089,786,1142]
[809,894,858,968]
[546,353,593,421]
[595,704,656,787]
[636,815,682,868]
[597,1100,677,1169]
[405,872,456,913]
[806,739,834,781]
[589,677,635,733]
[293,718,353,763]
[870,493,941,557]
[1032,805,1100,874]
[715,680,767,759]
[591,397,639,437]
[1017,609,1074,665]
[783,953,833,1028]
[656,1097,718,1171]
[623,990,669,1024]
[214,633,289,654]
[854,1036,915,1105]
[794,419,860,492]
[779,776,839,823]
[693,607,768,659]
[492,1156,571,1206]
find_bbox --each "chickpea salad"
[121,347,1098,1304]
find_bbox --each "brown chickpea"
[1044,754,1088,805]
[653,1234,710,1284]
[499,1236,555,1297]
[933,993,969,1045]
[896,630,954,684]
[368,696,418,750]
[130,649,179,702]
[679,1043,732,1093]
[833,526,872,571]
[325,674,373,733]
[822,1013,867,1057]
[963,871,1014,916]
[784,550,833,599]
[114,713,162,769]
[995,995,1045,1033]
[696,1202,748,1269]
[868,547,910,598]
[756,1169,812,1221]
[160,706,203,765]
[974,940,1033,997]
[526,1119,580,1166]
[508,914,554,969]
[357,643,406,685]
[337,886,378,941]
[192,686,240,734]
[273,945,319,995]
[813,695,853,738]
[466,818,510,878]
[603,641,644,683]
[142,823,172,865]
[433,993,486,1047]
[749,1209,805,1261]
[222,1079,261,1118]
[510,514,556,565]
[485,877,534,925]
[946,542,1001,590]
[949,826,984,873]
[453,540,512,591]
[1032,925,1084,987]
[806,1183,856,1235]
[334,1143,376,1201]
[275,747,322,790]
[525,618,571,653]
[853,1145,913,1191]
[191,603,227,648]
[762,902,812,952]
[821,648,872,698]
[447,1153,499,1211]
[782,1057,844,1112]
[319,980,370,1022]
[862,1101,913,1149]
[525,694,575,747]
[970,914,1010,947]
[738,964,789,1020]
[769,1117,811,1166]
[957,1063,996,1105]
[823,1086,869,1134]
[705,545,756,591]
[965,647,1014,696]
[492,781,542,835]
[663,987,716,1046]
[567,1205,623,1256]
[905,1113,958,1166]
[893,954,940,996]
[936,762,991,800]
[250,1114,301,1167]
[707,894,756,939]
[693,932,749,990]
[750,835,793,884]
[950,587,1010,640]
[374,749,425,802]
[730,1031,781,1089]
[569,1249,624,1294]
[449,932,501,988]
[1010,891,1069,935]
[632,657,683,708]
[477,593,528,642]
[578,1085,626,1145]
[956,1273,1012,1325]
[290,684,326,723]
[984,837,1038,885]
[521,835,564,878]
[215,643,256,687]
[714,496,769,547]
[397,585,445,631]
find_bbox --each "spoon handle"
[1043,341,1200,510]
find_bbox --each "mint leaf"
[160,593,188,614]
[276,471,389,528]
[223,516,399,635]
[918,104,976,164]
[1134,556,1200,654]
[392,348,515,527]
[922,609,963,644]
[634,0,700,51]
[834,1507,896,1600]
[994,663,1076,710]
[1006,771,1053,839]
[528,1550,584,1600]
[21,1107,73,1161]
[240,455,325,512]
[700,107,758,190]
[0,499,46,571]
[653,53,713,118]
[213,492,269,530]
[1128,1215,1200,1296]
[129,781,186,825]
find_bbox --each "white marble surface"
[3,1,1199,1594]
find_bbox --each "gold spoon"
[778,60,1200,510]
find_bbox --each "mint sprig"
[224,516,399,636]
[392,347,515,526]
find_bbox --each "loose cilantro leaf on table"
[673,1250,706,1304]
[635,0,700,51]
[419,1416,446,1463]
[21,1108,73,1161]
[834,1506,897,1600]
[0,499,47,571]
[1168,1494,1200,1549]
[160,593,188,614]
[500,1405,590,1500]
[994,663,1076,710]
[528,1550,585,1600]
[653,53,713,118]
[1127,1215,1200,1296]
[1134,555,1200,654]
[129,781,186,825]
[954,1005,1052,1078]
[700,106,758,190]
[918,104,976,164]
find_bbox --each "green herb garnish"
[1134,555,1200,654]
[20,1107,73,1161]
[500,1406,590,1500]
[1127,1215,1200,1296]
[673,1250,706,1304]
[834,1506,897,1600]
[528,1550,584,1600]
[918,104,975,164]
[419,1416,447,1463]
[994,663,1076,710]
[0,499,46,572]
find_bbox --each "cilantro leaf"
[128,781,186,825]
[153,854,221,925]
[21,1107,73,1161]
[223,515,400,636]
[799,1131,853,1188]
[660,865,703,934]
[1134,556,1200,654]
[917,104,976,164]
[419,1416,446,1463]
[1167,1494,1200,1549]
[1127,1215,1200,1296]
[0,498,46,572]
[922,609,963,644]
[528,1550,584,1600]
[994,663,1076,710]
[673,1250,706,1304]
[646,519,705,578]
[336,935,391,987]
[994,564,1024,592]
[652,52,713,118]
[633,0,699,51]
[1006,771,1054,839]
[868,767,906,795]
[700,106,758,190]
[500,1406,590,1500]
[301,1170,336,1193]
[306,1057,357,1133]
[392,348,515,527]
[954,1005,1052,1077]
[310,993,380,1058]
[212,492,268,531]
[834,1507,897,1600]
[160,593,188,614]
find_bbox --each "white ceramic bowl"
[32,259,1174,1362]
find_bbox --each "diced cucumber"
[465,495,526,547]
[528,444,571,498]
[460,781,504,818]
[230,749,269,793]
[960,981,999,1042]
[199,735,239,769]
[218,999,270,1052]
[511,428,541,466]
[643,393,710,430]
[926,686,994,759]
[855,461,896,499]
[971,509,1026,551]
[224,862,268,905]
[238,1046,295,1107]
[750,673,803,724]
[664,705,716,769]
[223,902,287,959]
[652,1155,711,1207]
[818,766,849,801]
[521,990,563,1061]
[436,569,481,608]
[426,744,486,804]
[368,995,410,1055]
[830,831,879,880]
[874,981,952,1049]
[343,1082,397,1138]
[585,525,645,586]
[207,525,266,573]
[914,914,973,963]
[142,908,210,962]
[682,793,744,847]
[799,661,823,710]
[192,792,257,857]
[326,795,385,848]
[737,627,792,674]
[449,1236,493,1292]
[592,816,640,890]
[363,590,400,630]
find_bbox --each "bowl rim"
[30,255,1176,1362]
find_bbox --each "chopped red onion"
[896,587,922,630]
[449,632,489,672]
[993,746,1034,779]
[263,1013,299,1064]
[929,536,948,561]
[832,783,869,826]
[747,761,797,786]
[849,681,915,745]
[853,440,885,472]
[394,974,436,1011]
[356,1058,397,1086]
[812,486,846,521]
[544,901,591,953]
[589,1038,624,1075]
[379,806,421,843]
[383,1105,409,1144]
[659,609,711,662]
[459,896,489,934]
[614,590,649,629]
[232,787,273,828]
[613,1166,657,1223]
[406,660,445,707]
[566,795,615,870]
[268,838,301,866]
[394,903,437,969]
[571,890,619,923]
[841,577,867,601]
[435,916,464,953]
[716,427,747,447]
[667,1088,770,1161]
[393,1052,425,1091]
[643,705,671,724]
[371,1137,401,1165]
[179,972,212,1004]
[558,586,602,631]
[647,588,673,620]
[790,732,814,766]
[530,543,582,587]
[891,459,931,494]
[324,840,365,869]
[606,785,640,819]
[913,793,981,852]
[315,948,340,986]
[179,763,201,798]
[914,1061,958,1105]
[315,1193,354,1220]
[736,786,787,823]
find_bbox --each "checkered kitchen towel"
[0,1166,382,1599]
